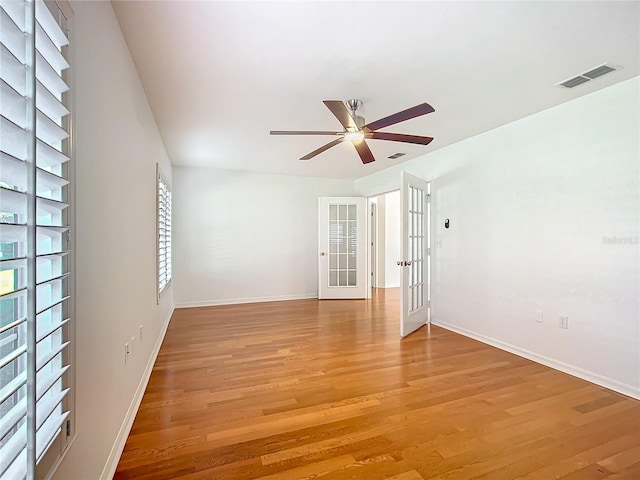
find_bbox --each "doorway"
[368,175,431,337]
[369,191,401,291]
[318,177,431,337]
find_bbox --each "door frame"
[369,201,376,293]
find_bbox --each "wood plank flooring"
[115,289,640,479]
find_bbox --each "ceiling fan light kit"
[270,99,435,164]
[345,131,365,142]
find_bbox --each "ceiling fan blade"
[367,131,434,146]
[364,103,435,132]
[323,100,358,130]
[300,138,344,160]
[352,139,375,164]
[270,130,342,135]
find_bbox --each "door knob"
[320,252,326,256]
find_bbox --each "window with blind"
[0,0,73,478]
[157,169,171,298]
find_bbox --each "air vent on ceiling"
[583,64,617,79]
[555,63,620,89]
[388,152,406,159]
[559,76,591,89]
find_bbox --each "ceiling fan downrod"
[346,99,365,130]
[346,98,361,114]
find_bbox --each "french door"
[399,172,430,337]
[318,197,367,299]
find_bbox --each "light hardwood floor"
[115,289,640,479]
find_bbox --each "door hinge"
[427,299,431,308]
[427,193,431,203]
[427,247,431,255]
[66,419,71,437]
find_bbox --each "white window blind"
[0,1,72,479]
[157,170,171,297]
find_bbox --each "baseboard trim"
[432,319,640,400]
[99,305,175,480]
[176,293,317,308]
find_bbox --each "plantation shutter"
[157,170,171,297]
[0,0,73,478]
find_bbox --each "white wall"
[52,2,174,479]
[173,167,354,306]
[355,77,640,398]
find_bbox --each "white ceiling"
[112,1,639,180]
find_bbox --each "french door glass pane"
[328,203,357,287]
[408,186,425,313]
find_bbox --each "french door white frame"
[399,172,431,337]
[318,197,368,299]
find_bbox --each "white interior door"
[399,172,430,336]
[318,197,368,299]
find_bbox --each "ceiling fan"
[270,99,435,164]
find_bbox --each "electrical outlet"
[139,325,143,342]
[124,343,130,363]
[559,315,569,329]
[535,310,543,323]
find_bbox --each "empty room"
[0,1,638,479]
